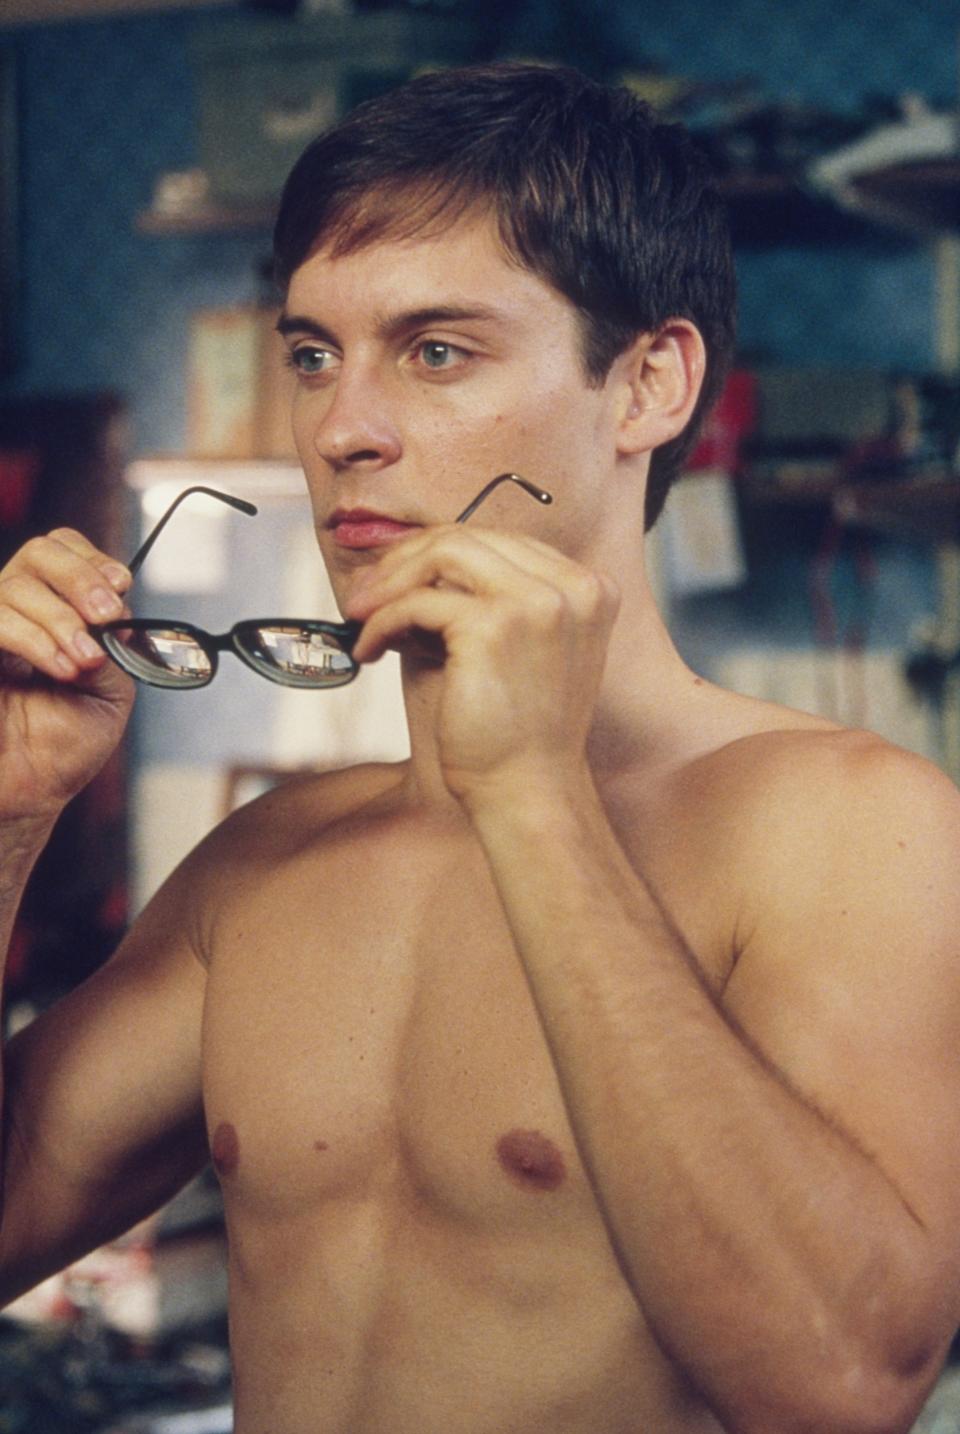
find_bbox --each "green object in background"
[191,12,479,206]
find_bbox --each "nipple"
[211,1121,240,1178]
[496,1129,566,1191]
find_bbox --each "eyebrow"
[276,303,508,346]
[275,312,338,345]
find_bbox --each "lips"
[328,507,421,550]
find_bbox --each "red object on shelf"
[687,370,758,474]
[0,448,41,527]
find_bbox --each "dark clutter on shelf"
[0,1171,231,1433]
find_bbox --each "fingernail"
[102,563,130,591]
[90,586,122,619]
[74,631,103,661]
[53,651,77,678]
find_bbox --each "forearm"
[0,815,56,1255]
[0,815,58,1125]
[0,816,55,985]
[466,774,941,1432]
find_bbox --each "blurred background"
[1,0,960,1428]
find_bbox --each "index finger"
[44,528,131,593]
[347,524,611,620]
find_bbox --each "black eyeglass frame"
[97,615,367,690]
[93,475,552,691]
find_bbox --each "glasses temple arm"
[454,473,552,525]
[126,476,540,581]
[126,485,259,578]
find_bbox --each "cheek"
[291,391,318,456]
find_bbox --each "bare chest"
[200,824,597,1229]
[199,788,740,1236]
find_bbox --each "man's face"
[280,211,630,606]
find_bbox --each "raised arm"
[466,734,960,1434]
[0,529,208,1303]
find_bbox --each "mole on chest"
[496,1128,567,1191]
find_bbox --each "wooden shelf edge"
[136,203,277,236]
[833,475,960,544]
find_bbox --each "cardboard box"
[187,306,298,461]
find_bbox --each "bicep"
[0,878,209,1304]
[723,745,960,1260]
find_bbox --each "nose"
[308,368,402,474]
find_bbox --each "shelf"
[740,469,842,507]
[135,169,954,245]
[809,113,960,236]
[718,172,888,246]
[833,473,960,544]
[846,158,960,233]
[136,173,888,245]
[136,201,277,236]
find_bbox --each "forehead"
[285,210,576,334]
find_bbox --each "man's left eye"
[419,341,461,369]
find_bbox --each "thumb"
[72,643,137,714]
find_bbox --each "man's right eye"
[287,346,338,377]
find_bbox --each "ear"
[615,319,707,457]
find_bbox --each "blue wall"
[0,6,267,452]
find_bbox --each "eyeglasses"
[93,473,552,690]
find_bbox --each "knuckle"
[9,532,80,580]
[47,526,84,546]
[475,604,507,643]
[526,586,566,626]
[596,570,621,614]
[573,569,605,606]
[15,535,50,568]
[0,608,49,663]
[427,530,462,563]
[0,571,34,606]
[573,567,618,614]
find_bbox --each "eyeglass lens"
[237,623,356,687]
[100,622,358,690]
[103,626,213,688]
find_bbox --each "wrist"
[0,811,59,864]
[459,759,601,837]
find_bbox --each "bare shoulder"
[203,760,407,856]
[730,723,957,898]
[153,760,409,956]
[669,718,960,854]
[637,710,960,986]
[679,721,960,993]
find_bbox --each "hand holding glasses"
[93,474,552,691]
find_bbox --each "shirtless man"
[0,62,959,1434]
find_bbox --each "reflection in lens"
[238,625,356,687]
[102,626,213,688]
